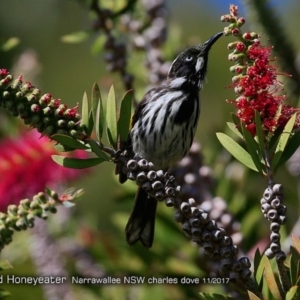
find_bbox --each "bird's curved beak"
[202,32,224,52]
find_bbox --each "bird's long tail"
[125,187,157,248]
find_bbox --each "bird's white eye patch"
[185,55,193,62]
[195,57,204,72]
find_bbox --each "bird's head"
[167,32,223,89]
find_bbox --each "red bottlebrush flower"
[0,130,89,212]
[228,39,297,135]
[0,69,8,77]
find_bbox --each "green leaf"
[51,134,88,150]
[61,30,90,43]
[86,110,94,137]
[272,113,297,172]
[93,84,105,141]
[289,246,300,286]
[86,139,110,161]
[231,113,241,127]
[227,122,243,139]
[216,133,258,171]
[254,110,265,153]
[0,259,12,270]
[198,293,235,300]
[270,104,282,137]
[81,92,89,135]
[286,286,298,300]
[118,90,132,144]
[45,186,52,197]
[247,291,261,300]
[95,96,105,141]
[292,234,300,255]
[241,122,263,174]
[254,248,264,285]
[53,143,74,152]
[276,129,300,169]
[264,256,283,300]
[0,288,11,299]
[1,37,20,51]
[52,155,105,169]
[106,85,118,149]
[91,83,101,129]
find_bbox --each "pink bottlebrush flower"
[0,130,89,212]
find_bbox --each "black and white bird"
[118,32,223,248]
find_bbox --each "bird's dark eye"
[185,55,193,62]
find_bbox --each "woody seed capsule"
[155,191,164,201]
[191,207,201,217]
[263,187,274,201]
[277,205,286,215]
[206,220,217,231]
[261,203,271,213]
[201,230,212,241]
[203,242,214,252]
[152,181,163,190]
[156,170,164,179]
[189,218,200,227]
[270,232,280,243]
[199,212,209,224]
[127,159,138,171]
[138,159,149,170]
[180,202,191,214]
[191,227,201,236]
[182,222,191,235]
[147,170,157,181]
[271,198,280,208]
[239,257,251,268]
[240,268,251,279]
[232,262,242,272]
[142,181,151,192]
[127,171,136,181]
[267,209,278,220]
[220,246,231,257]
[188,198,197,207]
[165,197,176,207]
[211,230,223,240]
[222,236,233,246]
[136,171,147,182]
[174,210,184,223]
[277,215,286,224]
[270,242,280,253]
[165,187,175,196]
[272,184,283,194]
[220,258,232,269]
[270,222,280,232]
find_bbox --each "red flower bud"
[243,32,252,40]
[0,69,8,77]
[40,93,52,105]
[65,108,77,118]
[236,42,246,52]
[237,17,245,26]
[227,42,238,50]
[235,66,245,74]
[232,28,240,36]
[31,104,40,113]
